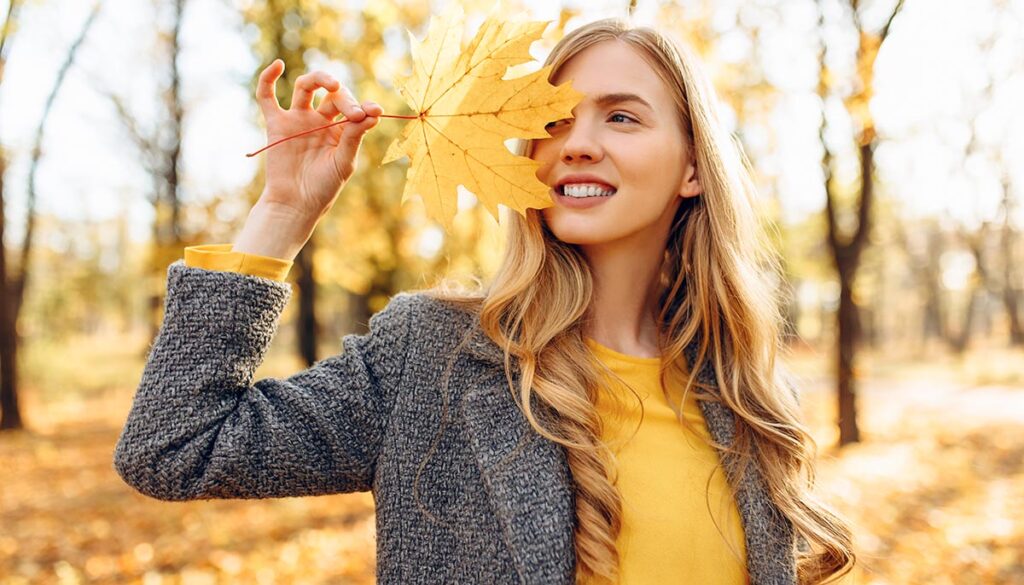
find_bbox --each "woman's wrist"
[232,199,319,262]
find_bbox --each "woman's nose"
[559,120,602,163]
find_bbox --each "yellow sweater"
[183,244,748,584]
[582,338,747,584]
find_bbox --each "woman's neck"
[582,240,664,359]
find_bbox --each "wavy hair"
[427,17,854,585]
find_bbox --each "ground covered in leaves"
[2,346,1022,584]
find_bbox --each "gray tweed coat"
[114,261,798,584]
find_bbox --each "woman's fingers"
[256,60,376,139]
[332,101,381,180]
[256,59,285,121]
[337,101,380,149]
[317,84,367,125]
[292,71,345,111]
[363,101,383,117]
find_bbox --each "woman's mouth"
[556,183,618,198]
[552,183,618,209]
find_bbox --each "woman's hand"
[254,58,382,222]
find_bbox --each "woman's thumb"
[339,113,379,152]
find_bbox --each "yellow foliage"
[381,4,583,229]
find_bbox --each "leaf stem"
[245,113,420,157]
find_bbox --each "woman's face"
[531,40,701,248]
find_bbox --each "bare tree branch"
[0,0,23,81]
[880,0,906,42]
[18,2,104,317]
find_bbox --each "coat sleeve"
[113,260,417,501]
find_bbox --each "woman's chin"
[547,225,615,246]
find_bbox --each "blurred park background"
[1,0,1022,583]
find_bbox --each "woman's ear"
[679,156,702,198]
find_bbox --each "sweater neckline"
[584,336,662,366]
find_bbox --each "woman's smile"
[552,185,618,209]
[552,175,620,209]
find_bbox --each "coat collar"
[458,323,797,584]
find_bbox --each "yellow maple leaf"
[381,4,584,229]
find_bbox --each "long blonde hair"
[428,17,854,585]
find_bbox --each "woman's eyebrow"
[590,92,654,111]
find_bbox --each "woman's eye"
[609,113,637,124]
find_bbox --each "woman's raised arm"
[112,60,403,501]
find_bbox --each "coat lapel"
[459,325,796,585]
[461,336,577,584]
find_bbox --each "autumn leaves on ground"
[0,334,1021,584]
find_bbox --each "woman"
[115,17,854,585]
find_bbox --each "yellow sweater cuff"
[184,244,293,282]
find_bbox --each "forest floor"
[1,336,1022,584]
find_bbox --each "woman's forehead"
[552,40,670,110]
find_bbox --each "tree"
[0,0,25,431]
[0,1,101,430]
[955,4,1024,348]
[816,0,904,445]
[93,0,191,343]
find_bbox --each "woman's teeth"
[561,183,617,198]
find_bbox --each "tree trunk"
[0,301,21,431]
[923,288,943,345]
[824,141,876,447]
[1000,178,1023,346]
[950,286,978,355]
[149,0,186,341]
[924,227,947,344]
[836,274,859,444]
[0,1,98,430]
[949,230,989,354]
[817,0,903,445]
[1005,288,1023,346]
[295,243,318,366]
[0,154,22,430]
[0,0,25,430]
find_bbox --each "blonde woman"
[115,17,854,585]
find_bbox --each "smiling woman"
[113,14,853,585]
[435,20,857,585]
